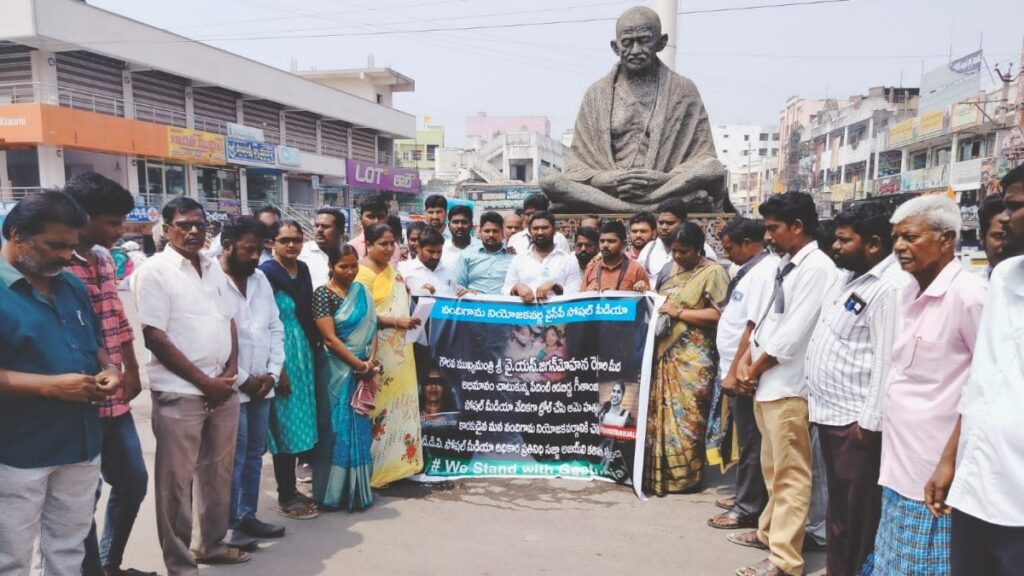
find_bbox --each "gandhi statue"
[541,6,728,214]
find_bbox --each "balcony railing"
[0,187,46,201]
[284,134,318,153]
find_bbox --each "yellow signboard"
[918,110,946,138]
[167,127,226,164]
[888,119,915,147]
[950,99,982,131]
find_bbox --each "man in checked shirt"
[803,201,908,576]
[64,173,153,576]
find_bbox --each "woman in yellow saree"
[644,222,729,495]
[355,223,424,487]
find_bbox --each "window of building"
[759,148,768,157]
[722,149,728,154]
[957,136,985,162]
[376,94,384,104]
[411,150,422,161]
[743,134,750,141]
[723,133,729,138]
[772,133,780,141]
[426,144,438,161]
[910,150,928,170]
[5,149,40,188]
[742,150,749,156]
[933,146,952,167]
[759,133,769,141]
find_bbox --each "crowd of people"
[0,165,1021,576]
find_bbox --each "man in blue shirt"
[455,211,514,296]
[0,191,121,575]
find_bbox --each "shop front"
[226,136,280,210]
[345,158,421,215]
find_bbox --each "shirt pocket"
[901,337,946,384]
[827,305,869,343]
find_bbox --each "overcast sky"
[90,0,1023,146]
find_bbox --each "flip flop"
[736,559,788,576]
[727,530,769,550]
[708,509,759,530]
[715,496,737,511]
[279,497,319,520]
[196,547,251,565]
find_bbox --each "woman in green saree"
[644,222,729,495]
[312,245,379,511]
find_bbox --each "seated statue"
[541,6,728,214]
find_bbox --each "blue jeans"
[83,412,149,572]
[230,398,270,527]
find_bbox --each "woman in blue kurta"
[260,220,320,519]
[311,245,379,511]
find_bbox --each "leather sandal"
[727,530,768,550]
[715,496,737,511]
[708,508,759,530]
[735,558,791,576]
[196,547,251,565]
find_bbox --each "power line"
[64,0,856,45]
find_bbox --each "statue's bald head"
[611,6,668,75]
[616,6,662,38]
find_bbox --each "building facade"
[711,124,781,215]
[0,0,417,229]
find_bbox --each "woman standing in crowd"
[645,222,729,495]
[259,220,320,520]
[355,223,424,487]
[312,246,378,511]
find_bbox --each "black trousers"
[818,422,882,576]
[952,508,1024,576]
[731,394,768,517]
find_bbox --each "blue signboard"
[226,137,276,166]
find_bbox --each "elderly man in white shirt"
[299,208,346,289]
[803,202,907,576]
[398,227,456,297]
[503,210,582,302]
[636,197,718,275]
[217,216,287,549]
[730,192,836,576]
[134,198,248,572]
[940,167,1024,576]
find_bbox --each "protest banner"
[412,292,659,498]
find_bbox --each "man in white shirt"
[804,202,907,576]
[398,227,455,296]
[942,166,1024,576]
[218,217,287,549]
[636,197,718,276]
[299,207,346,289]
[709,218,777,532]
[440,204,479,271]
[134,198,249,572]
[503,210,582,302]
[730,192,836,576]
[507,193,572,254]
[424,194,450,239]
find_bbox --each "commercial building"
[394,124,445,172]
[435,113,567,184]
[0,0,417,230]
[711,124,781,215]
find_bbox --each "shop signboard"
[126,203,160,223]
[877,150,903,177]
[902,165,949,193]
[919,50,983,114]
[167,127,226,164]
[226,122,264,143]
[951,158,985,191]
[276,145,301,167]
[888,118,915,147]
[874,175,902,196]
[345,159,420,194]
[462,186,537,211]
[950,98,982,132]
[917,110,946,138]
[226,137,276,166]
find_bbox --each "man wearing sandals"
[804,202,905,576]
[134,198,248,573]
[712,218,776,532]
[219,216,288,550]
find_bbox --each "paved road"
[107,293,825,576]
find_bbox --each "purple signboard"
[345,159,420,194]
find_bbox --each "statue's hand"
[590,171,631,193]
[624,169,672,189]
